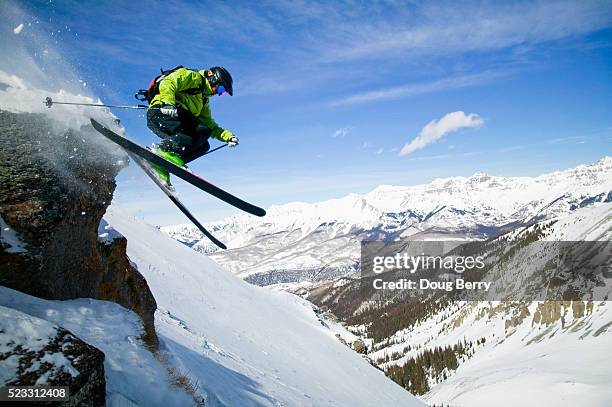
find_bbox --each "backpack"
[135,66,204,103]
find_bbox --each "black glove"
[159,104,178,118]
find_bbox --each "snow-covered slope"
[164,157,612,286]
[423,301,612,407]
[103,204,423,406]
[0,287,193,406]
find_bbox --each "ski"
[129,153,227,249]
[90,118,266,217]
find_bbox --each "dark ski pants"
[146,108,211,164]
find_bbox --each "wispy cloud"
[245,1,609,98]
[547,136,589,144]
[374,148,384,155]
[318,1,612,62]
[40,0,612,100]
[406,154,453,162]
[239,75,306,96]
[400,111,485,156]
[332,127,350,138]
[497,145,525,153]
[330,71,504,106]
[405,151,486,161]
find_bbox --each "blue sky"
[5,0,612,224]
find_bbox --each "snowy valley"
[309,203,612,405]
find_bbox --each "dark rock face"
[0,306,106,406]
[0,110,158,348]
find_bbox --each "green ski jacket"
[149,67,233,142]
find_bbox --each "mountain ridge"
[163,157,612,286]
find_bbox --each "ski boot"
[149,146,185,191]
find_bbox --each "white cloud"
[13,23,24,34]
[332,127,350,138]
[374,148,384,155]
[400,111,484,156]
[330,71,504,106]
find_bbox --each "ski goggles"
[215,85,227,96]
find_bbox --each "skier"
[146,66,238,188]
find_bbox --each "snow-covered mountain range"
[163,157,612,286]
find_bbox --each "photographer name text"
[372,278,491,291]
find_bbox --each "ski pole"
[203,144,228,156]
[44,96,152,110]
[48,96,230,155]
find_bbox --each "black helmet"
[205,66,233,96]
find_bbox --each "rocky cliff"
[0,305,106,406]
[0,109,158,350]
